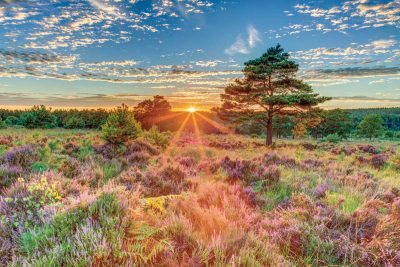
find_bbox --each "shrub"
[142,165,190,196]
[257,164,281,187]
[1,144,39,171]
[125,151,150,167]
[324,133,340,143]
[219,156,257,184]
[370,154,388,169]
[19,105,57,129]
[64,116,85,129]
[13,192,126,266]
[125,139,159,156]
[4,116,19,126]
[101,104,141,145]
[0,164,22,188]
[60,157,81,178]
[358,144,379,154]
[313,183,329,199]
[141,126,170,149]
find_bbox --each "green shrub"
[101,104,141,145]
[141,126,170,149]
[4,116,19,126]
[65,116,85,129]
[19,105,57,129]
[324,133,340,143]
[31,162,48,173]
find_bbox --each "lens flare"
[188,107,197,113]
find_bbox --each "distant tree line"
[235,108,400,140]
[0,99,399,140]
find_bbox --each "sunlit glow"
[188,107,197,113]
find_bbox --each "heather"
[0,128,399,266]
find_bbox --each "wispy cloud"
[225,25,261,55]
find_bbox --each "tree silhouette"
[217,44,330,146]
[134,95,172,129]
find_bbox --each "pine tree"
[218,44,330,146]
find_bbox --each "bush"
[4,116,19,126]
[1,144,39,172]
[19,105,57,129]
[60,157,81,178]
[64,116,85,129]
[257,164,281,187]
[370,154,388,169]
[142,165,190,196]
[141,126,170,149]
[101,104,141,145]
[324,133,340,143]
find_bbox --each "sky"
[0,0,399,110]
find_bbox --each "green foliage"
[141,126,170,149]
[64,116,85,129]
[77,139,94,161]
[324,133,341,143]
[19,105,57,129]
[102,104,141,145]
[16,192,125,266]
[4,115,19,126]
[218,44,330,146]
[103,159,123,182]
[0,117,6,129]
[357,114,385,140]
[31,162,48,173]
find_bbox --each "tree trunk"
[266,114,273,146]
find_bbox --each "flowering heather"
[207,139,246,150]
[358,144,379,154]
[0,136,12,146]
[219,156,256,183]
[370,153,388,169]
[125,139,159,156]
[313,183,329,199]
[60,157,81,178]
[0,129,398,266]
[300,158,324,170]
[257,164,281,186]
[1,144,38,171]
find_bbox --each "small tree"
[357,114,384,140]
[19,105,57,129]
[217,44,330,146]
[102,104,141,145]
[134,95,172,130]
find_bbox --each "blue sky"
[0,0,399,110]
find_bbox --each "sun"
[188,107,197,113]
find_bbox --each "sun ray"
[164,112,191,156]
[196,112,234,135]
[151,112,185,124]
[191,113,205,159]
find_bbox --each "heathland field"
[0,128,399,266]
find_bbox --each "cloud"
[0,0,220,50]
[247,25,261,48]
[87,0,125,19]
[225,25,262,55]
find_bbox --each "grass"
[0,128,399,266]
